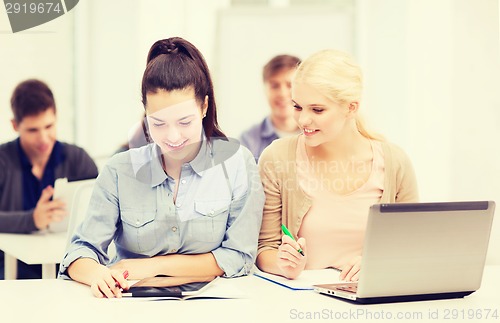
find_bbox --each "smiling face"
[265,68,295,120]
[145,88,207,163]
[12,108,57,162]
[292,82,357,147]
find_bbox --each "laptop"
[48,178,95,233]
[314,201,495,304]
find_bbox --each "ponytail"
[355,115,384,141]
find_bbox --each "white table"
[0,266,498,323]
[0,231,66,279]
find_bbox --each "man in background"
[0,79,98,279]
[240,54,301,160]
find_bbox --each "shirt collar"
[17,138,64,169]
[261,116,278,139]
[148,131,212,187]
[47,141,64,167]
[189,135,212,176]
[149,144,168,187]
[17,138,31,169]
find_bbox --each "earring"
[203,114,206,118]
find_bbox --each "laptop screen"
[356,201,495,298]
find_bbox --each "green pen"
[281,224,304,256]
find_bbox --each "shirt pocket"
[120,209,157,253]
[189,199,230,243]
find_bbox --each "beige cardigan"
[257,134,419,255]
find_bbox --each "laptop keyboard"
[336,284,358,293]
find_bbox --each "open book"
[254,268,342,290]
[121,275,245,300]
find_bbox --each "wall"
[357,0,499,263]
[0,5,74,144]
[72,0,230,160]
[450,0,500,264]
[214,4,355,138]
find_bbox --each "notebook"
[314,201,495,304]
[254,268,342,290]
[121,275,247,300]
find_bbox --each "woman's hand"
[339,255,362,281]
[110,258,158,280]
[89,265,129,298]
[277,235,307,279]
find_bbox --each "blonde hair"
[293,49,382,140]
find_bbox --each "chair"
[64,179,116,259]
[64,179,96,250]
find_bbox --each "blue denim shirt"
[240,116,279,162]
[59,137,264,278]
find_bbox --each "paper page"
[186,277,247,300]
[254,268,343,290]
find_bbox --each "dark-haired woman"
[59,37,265,298]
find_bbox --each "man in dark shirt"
[0,79,98,279]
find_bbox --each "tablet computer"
[48,178,95,233]
[122,275,218,298]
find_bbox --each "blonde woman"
[256,50,418,281]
